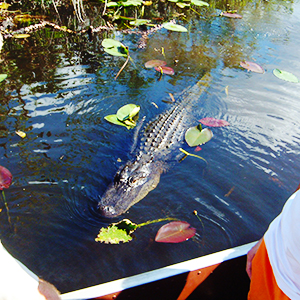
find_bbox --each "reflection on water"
[1,0,300,293]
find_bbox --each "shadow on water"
[0,0,300,293]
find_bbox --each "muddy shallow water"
[0,0,300,293]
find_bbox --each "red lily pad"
[0,166,12,190]
[195,146,202,152]
[154,66,175,75]
[199,117,230,127]
[240,61,264,74]
[155,221,196,243]
[221,12,242,19]
[145,60,167,68]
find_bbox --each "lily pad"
[13,34,31,39]
[123,0,143,6]
[101,39,125,48]
[102,39,128,57]
[155,221,196,243]
[154,66,175,75]
[105,104,140,129]
[0,2,10,9]
[116,104,140,121]
[273,69,299,83]
[95,219,138,244]
[104,114,132,129]
[102,39,123,48]
[0,74,7,83]
[199,117,230,127]
[221,12,242,19]
[14,14,33,23]
[162,22,188,32]
[185,126,213,147]
[176,2,190,8]
[0,166,12,190]
[145,60,167,68]
[191,0,209,6]
[107,1,119,6]
[240,61,264,74]
[129,19,151,26]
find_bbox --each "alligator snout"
[98,204,118,218]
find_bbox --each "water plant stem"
[137,217,178,228]
[115,54,130,80]
[2,190,12,228]
[179,148,207,163]
[193,210,204,231]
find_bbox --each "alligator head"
[98,158,163,218]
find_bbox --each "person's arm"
[246,238,263,279]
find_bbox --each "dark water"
[0,0,300,293]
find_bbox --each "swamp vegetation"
[0,0,299,293]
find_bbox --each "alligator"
[98,74,211,217]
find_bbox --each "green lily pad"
[176,2,190,8]
[13,33,31,39]
[185,126,213,147]
[107,1,119,6]
[273,69,299,83]
[95,225,133,244]
[117,104,140,121]
[129,19,151,26]
[0,74,7,83]
[104,104,140,129]
[104,114,132,129]
[104,47,128,57]
[102,39,128,57]
[162,22,188,32]
[95,219,138,244]
[0,2,10,9]
[14,14,33,23]
[191,0,209,6]
[123,0,143,6]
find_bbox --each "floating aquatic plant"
[273,69,299,83]
[0,74,7,83]
[104,104,140,129]
[240,61,264,74]
[0,166,13,228]
[154,66,175,75]
[155,221,196,243]
[185,125,213,147]
[198,117,230,127]
[144,60,167,68]
[102,38,133,79]
[220,11,242,19]
[95,217,195,244]
[145,59,175,76]
[162,22,188,32]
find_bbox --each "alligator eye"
[128,177,138,185]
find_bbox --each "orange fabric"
[248,239,290,300]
